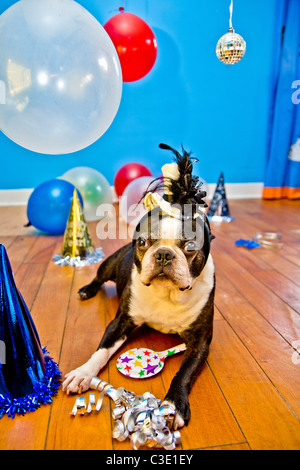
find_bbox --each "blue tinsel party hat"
[207,172,234,222]
[0,244,61,418]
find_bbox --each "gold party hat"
[61,189,95,258]
[53,189,104,266]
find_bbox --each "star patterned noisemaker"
[116,344,186,379]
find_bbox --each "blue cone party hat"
[0,244,61,418]
[207,172,234,222]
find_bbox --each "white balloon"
[0,0,122,154]
[120,176,162,226]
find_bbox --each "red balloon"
[114,163,153,197]
[104,12,158,82]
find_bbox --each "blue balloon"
[27,179,83,235]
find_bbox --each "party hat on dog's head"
[207,172,234,222]
[53,189,104,267]
[0,244,61,418]
[141,143,214,266]
[144,143,208,216]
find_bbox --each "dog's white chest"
[129,255,215,334]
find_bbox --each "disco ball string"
[216,0,246,65]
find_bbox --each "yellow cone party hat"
[61,188,94,258]
[53,189,104,267]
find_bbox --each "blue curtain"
[263,0,300,199]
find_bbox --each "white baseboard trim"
[0,189,34,206]
[0,183,264,206]
[206,182,263,200]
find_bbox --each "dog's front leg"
[62,288,136,394]
[163,289,215,429]
[163,331,212,429]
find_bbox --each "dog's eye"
[137,237,150,249]
[184,241,197,254]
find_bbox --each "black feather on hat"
[158,143,207,207]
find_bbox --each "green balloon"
[61,167,112,221]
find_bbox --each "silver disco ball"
[216,27,246,65]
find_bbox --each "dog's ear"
[204,214,215,242]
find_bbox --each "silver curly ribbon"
[53,247,104,267]
[71,377,181,450]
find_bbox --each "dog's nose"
[154,249,175,266]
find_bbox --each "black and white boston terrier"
[62,144,215,429]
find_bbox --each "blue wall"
[0,0,277,189]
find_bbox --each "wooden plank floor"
[0,199,300,450]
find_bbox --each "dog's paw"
[78,282,99,300]
[62,350,109,394]
[162,387,191,429]
[62,365,97,394]
[161,399,189,430]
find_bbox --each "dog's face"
[133,208,210,291]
